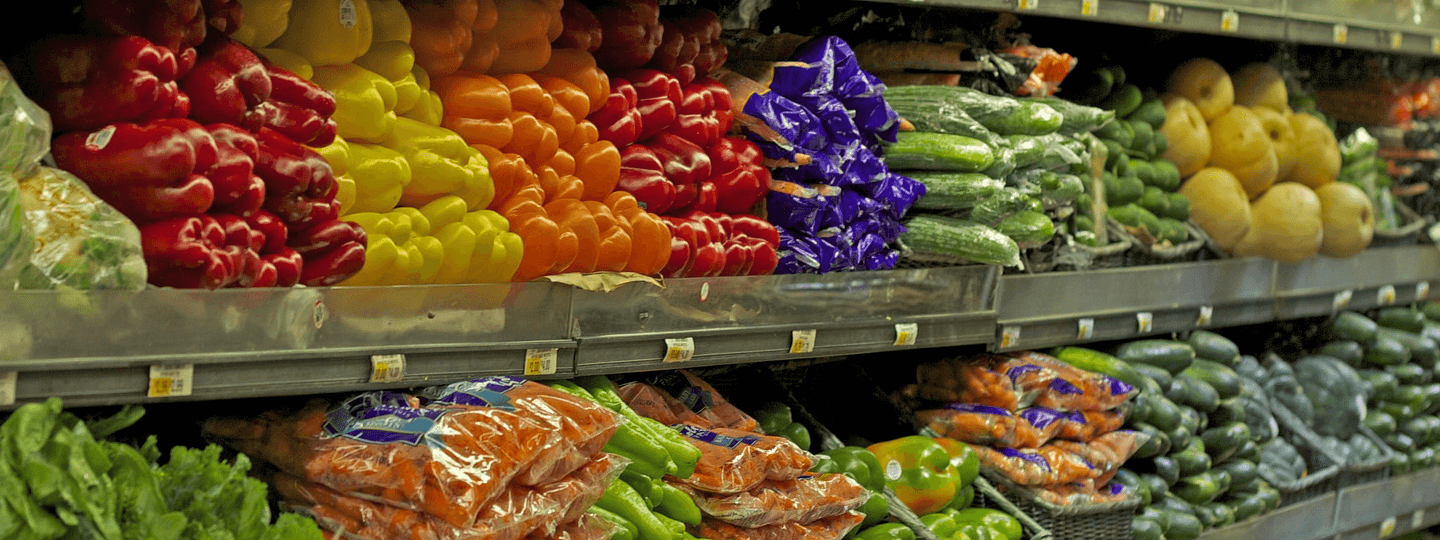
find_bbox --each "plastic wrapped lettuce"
[0,172,32,289]
[0,60,50,175]
[14,167,147,290]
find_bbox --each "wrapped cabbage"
[15,167,146,290]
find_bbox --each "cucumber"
[1027,98,1117,134]
[1204,502,1237,528]
[1170,374,1221,413]
[1175,471,1224,505]
[1215,459,1259,488]
[1182,359,1243,400]
[1423,301,1440,322]
[881,89,1003,146]
[1140,473,1172,501]
[1109,203,1162,236]
[1153,160,1183,192]
[1103,84,1144,117]
[996,211,1055,247]
[1168,424,1195,452]
[1361,369,1402,401]
[1133,518,1164,540]
[1151,455,1182,485]
[909,172,1005,210]
[1187,330,1240,366]
[1117,340,1198,374]
[1052,346,1146,388]
[1129,98,1166,128]
[1378,327,1439,368]
[1366,333,1412,366]
[1365,410,1399,437]
[1174,439,1212,477]
[900,215,1021,267]
[969,190,1036,227]
[1134,423,1172,458]
[1388,364,1429,385]
[1146,395,1183,432]
[1235,439,1260,462]
[1200,423,1252,462]
[1139,185,1170,216]
[1104,173,1146,206]
[886,86,1062,136]
[1167,511,1203,540]
[1377,307,1427,333]
[1320,340,1365,368]
[1208,398,1248,427]
[1232,495,1267,522]
[1332,311,1379,342]
[1133,363,1175,392]
[884,132,996,172]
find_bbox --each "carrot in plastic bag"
[1036,445,1101,485]
[970,446,1053,486]
[619,371,761,432]
[539,453,631,524]
[917,356,1048,410]
[669,423,815,494]
[554,512,620,540]
[617,381,708,427]
[1004,352,1136,412]
[1052,409,1127,442]
[689,511,866,540]
[674,473,867,528]
[419,376,624,484]
[914,404,1061,448]
[1022,481,1129,506]
[1048,430,1149,485]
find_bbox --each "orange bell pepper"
[574,140,620,201]
[435,73,513,148]
[537,49,610,115]
[534,75,591,123]
[501,74,555,114]
[546,198,598,274]
[473,144,534,209]
[585,200,633,272]
[562,120,600,155]
[545,105,578,146]
[405,0,475,78]
[485,0,563,75]
[505,112,559,169]
[606,193,670,275]
[549,149,576,177]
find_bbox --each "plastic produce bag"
[618,370,761,432]
[1003,351,1136,411]
[1020,481,1130,506]
[1047,430,1150,484]
[971,446,1057,485]
[676,473,868,528]
[0,60,51,175]
[0,172,33,289]
[547,513,619,540]
[1052,409,1127,442]
[689,510,865,540]
[913,355,1051,411]
[914,404,1061,448]
[14,166,146,290]
[669,424,815,494]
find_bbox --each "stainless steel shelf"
[1274,245,1440,319]
[1200,468,1440,540]
[1199,492,1338,540]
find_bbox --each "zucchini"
[883,132,995,172]
[1116,339,1197,374]
[1188,330,1240,366]
[900,215,1021,267]
[908,172,1004,210]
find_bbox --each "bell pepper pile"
[858,435,1021,540]
[20,2,365,289]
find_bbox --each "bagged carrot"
[1003,352,1136,412]
[914,404,1061,448]
[419,376,623,484]
[1021,481,1130,506]
[915,356,1050,410]
[1047,430,1149,485]
[618,370,761,432]
[669,424,815,494]
[1052,409,1128,442]
[689,511,866,540]
[970,446,1053,486]
[674,473,867,528]
[547,513,619,540]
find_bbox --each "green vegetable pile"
[1,398,322,540]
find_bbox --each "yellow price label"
[148,365,194,398]
[1136,312,1154,333]
[0,371,14,406]
[1081,0,1098,16]
[1333,289,1354,311]
[1393,31,1405,49]
[369,354,406,383]
[1334,24,1349,44]
[1378,285,1398,306]
[1432,36,1440,54]
[663,338,695,363]
[1197,305,1214,327]
[1077,318,1095,340]
[1220,10,1239,32]
[524,348,558,376]
[790,330,816,354]
[894,323,919,346]
[1148,3,1166,23]
[1381,516,1398,537]
[1000,326,1021,349]
[1418,282,1430,300]
[1017,0,1039,9]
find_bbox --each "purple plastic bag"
[743,92,828,152]
[767,181,827,236]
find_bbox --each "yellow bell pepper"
[258,48,314,80]
[234,0,293,49]
[403,66,445,126]
[313,63,397,143]
[386,117,495,211]
[355,41,415,82]
[315,136,358,213]
[461,210,524,282]
[431,221,478,284]
[347,142,412,214]
[271,0,374,67]
[392,72,423,117]
[343,211,420,285]
[368,0,412,43]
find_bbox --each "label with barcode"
[524,348,558,376]
[1419,282,1430,300]
[1000,326,1021,349]
[664,338,696,362]
[1220,10,1239,32]
[0,371,15,406]
[1081,0,1098,16]
[1378,285,1398,306]
[1148,2,1166,22]
[1413,509,1426,529]
[1432,37,1440,54]
[1333,24,1349,44]
[369,354,406,383]
[790,330,816,354]
[148,364,194,398]
[1392,31,1405,49]
[894,323,918,346]
[1333,289,1353,311]
[1136,312,1154,333]
[1381,516,1398,536]
[1017,0,1039,9]
[1077,318,1095,340]
[1197,305,1214,327]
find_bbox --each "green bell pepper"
[814,446,886,492]
[655,483,701,526]
[858,492,890,527]
[588,508,638,540]
[954,508,1022,540]
[947,485,975,512]
[856,524,916,540]
[920,513,959,539]
[867,436,961,516]
[752,401,812,450]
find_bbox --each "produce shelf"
[1199,468,1440,540]
[1273,244,1440,318]
[862,0,1440,57]
[1197,492,1338,540]
[571,265,1001,374]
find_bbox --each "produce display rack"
[861,0,1440,57]
[1198,467,1440,540]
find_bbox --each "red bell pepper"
[244,209,289,255]
[266,247,304,287]
[182,34,272,132]
[81,0,207,53]
[645,132,711,185]
[720,237,754,276]
[254,128,341,231]
[673,7,726,77]
[202,0,244,35]
[708,136,769,214]
[19,35,190,132]
[52,120,221,223]
[592,77,643,148]
[661,235,692,278]
[140,215,243,289]
[211,213,278,288]
[662,216,725,277]
[621,69,680,140]
[741,236,778,275]
[592,0,663,70]
[729,214,781,247]
[259,64,338,147]
[289,220,367,286]
[554,0,602,53]
[616,144,676,215]
[206,124,265,216]
[670,181,717,215]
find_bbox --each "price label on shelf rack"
[1378,285,1398,306]
[663,338,696,363]
[1333,23,1349,44]
[1000,326,1021,349]
[1197,305,1214,327]
[1148,2,1166,23]
[148,364,194,398]
[1220,10,1239,32]
[369,354,406,383]
[1017,0,1039,10]
[790,330,816,354]
[1333,289,1353,311]
[1392,31,1405,49]
[1419,282,1430,300]
[0,371,15,406]
[524,348,558,376]
[894,323,919,346]
[1136,312,1154,333]
[1432,37,1440,54]
[1077,318,1095,340]
[1381,516,1398,537]
[1413,510,1426,530]
[1081,0,1098,16]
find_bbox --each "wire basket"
[1372,199,1430,247]
[1107,218,1207,267]
[1263,402,1343,506]
[1053,234,1129,271]
[1335,425,1397,488]
[973,470,1138,540]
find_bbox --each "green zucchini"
[908,172,1005,210]
[1116,340,1197,374]
[1188,330,1240,366]
[900,215,1020,267]
[883,132,995,172]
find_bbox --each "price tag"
[1077,318,1095,340]
[1378,285,1398,306]
[1148,2,1166,23]
[1392,31,1405,49]
[894,323,919,346]
[1081,0,1099,16]
[1136,312,1154,333]
[663,338,695,363]
[1220,10,1239,32]
[790,330,816,354]
[369,354,406,383]
[1017,0,1039,10]
[148,364,194,398]
[1419,282,1431,300]
[1197,305,1214,327]
[1432,36,1440,54]
[0,371,15,406]
[1381,516,1398,537]
[1413,509,1425,529]
[1000,326,1021,349]
[1333,23,1349,44]
[1333,289,1354,311]
[524,348,558,376]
